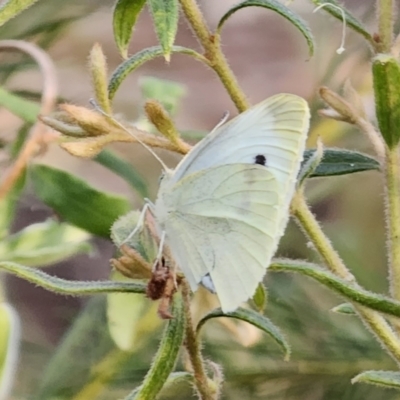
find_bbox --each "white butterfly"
[150,93,310,313]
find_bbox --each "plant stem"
[385,147,400,301]
[182,281,215,400]
[178,0,250,112]
[291,192,354,281]
[377,0,394,53]
[292,191,400,363]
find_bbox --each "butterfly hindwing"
[156,163,281,311]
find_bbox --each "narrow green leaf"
[197,307,290,359]
[0,86,39,123]
[352,370,400,390]
[30,164,131,237]
[302,149,380,177]
[0,220,92,267]
[0,0,40,27]
[0,303,19,400]
[270,259,400,319]
[108,46,208,100]
[311,0,374,46]
[94,149,149,197]
[148,0,179,61]
[125,292,186,400]
[252,283,268,312]
[0,173,25,239]
[372,54,400,148]
[217,0,314,57]
[34,297,117,399]
[0,261,146,295]
[111,210,158,262]
[331,303,356,315]
[113,0,147,59]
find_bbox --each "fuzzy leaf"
[270,259,400,319]
[30,164,130,237]
[311,0,374,46]
[352,370,400,390]
[217,0,314,57]
[372,54,400,148]
[139,76,186,117]
[94,149,149,197]
[197,307,290,359]
[113,0,147,59]
[108,46,207,100]
[331,303,356,315]
[0,0,40,27]
[125,292,185,399]
[0,261,146,295]
[0,303,19,400]
[0,220,92,267]
[148,0,179,61]
[303,149,380,177]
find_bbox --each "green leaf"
[311,0,374,46]
[0,261,146,295]
[94,149,149,198]
[197,307,290,359]
[34,297,117,399]
[270,259,400,319]
[0,173,26,239]
[252,283,268,312]
[352,370,400,390]
[113,0,147,59]
[0,0,40,27]
[30,164,131,237]
[331,302,356,315]
[0,86,39,123]
[139,76,186,117]
[0,303,19,400]
[0,220,92,267]
[217,0,314,57]
[108,46,208,100]
[125,292,185,400]
[107,272,161,351]
[148,0,179,61]
[302,149,380,177]
[372,54,400,148]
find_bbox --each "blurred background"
[0,0,396,398]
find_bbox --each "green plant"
[1,0,400,399]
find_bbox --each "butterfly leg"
[121,202,151,245]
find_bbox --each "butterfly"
[148,93,310,313]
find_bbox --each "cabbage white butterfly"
[152,94,310,312]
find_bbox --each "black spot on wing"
[254,154,266,166]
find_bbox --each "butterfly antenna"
[89,99,170,172]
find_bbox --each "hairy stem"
[292,191,400,363]
[385,147,400,301]
[178,0,249,112]
[377,0,394,53]
[182,281,215,400]
[291,192,354,281]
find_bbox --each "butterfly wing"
[156,163,281,312]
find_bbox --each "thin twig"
[0,40,59,199]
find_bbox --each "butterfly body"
[153,94,310,312]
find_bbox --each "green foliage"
[1,0,400,399]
